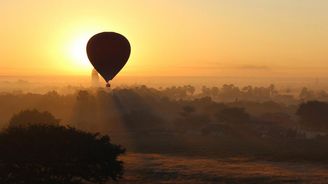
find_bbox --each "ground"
[119,153,328,184]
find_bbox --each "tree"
[185,85,195,96]
[180,105,195,117]
[299,87,315,100]
[0,125,125,184]
[297,101,328,131]
[9,109,60,128]
[215,107,251,124]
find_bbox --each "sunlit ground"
[120,153,328,184]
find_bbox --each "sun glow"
[69,33,93,70]
[60,20,121,75]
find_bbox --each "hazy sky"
[1,0,328,77]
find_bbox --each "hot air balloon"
[86,32,131,87]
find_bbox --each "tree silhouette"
[297,101,328,131]
[215,107,251,124]
[0,125,125,184]
[180,105,195,117]
[9,109,60,128]
[299,87,315,100]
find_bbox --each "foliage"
[0,125,125,184]
[215,107,251,124]
[9,109,60,128]
[297,101,328,131]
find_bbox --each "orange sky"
[1,0,328,78]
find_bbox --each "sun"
[68,33,94,70]
[60,20,128,75]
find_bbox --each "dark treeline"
[3,83,328,104]
[0,109,125,184]
[1,85,328,161]
[168,84,328,103]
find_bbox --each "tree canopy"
[9,109,60,128]
[0,125,125,184]
[215,107,251,124]
[297,101,328,131]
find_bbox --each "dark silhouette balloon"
[86,32,131,87]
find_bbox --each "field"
[120,153,328,184]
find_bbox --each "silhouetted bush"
[0,125,125,184]
[9,109,60,128]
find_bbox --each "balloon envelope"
[86,32,131,82]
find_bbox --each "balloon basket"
[106,83,111,88]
